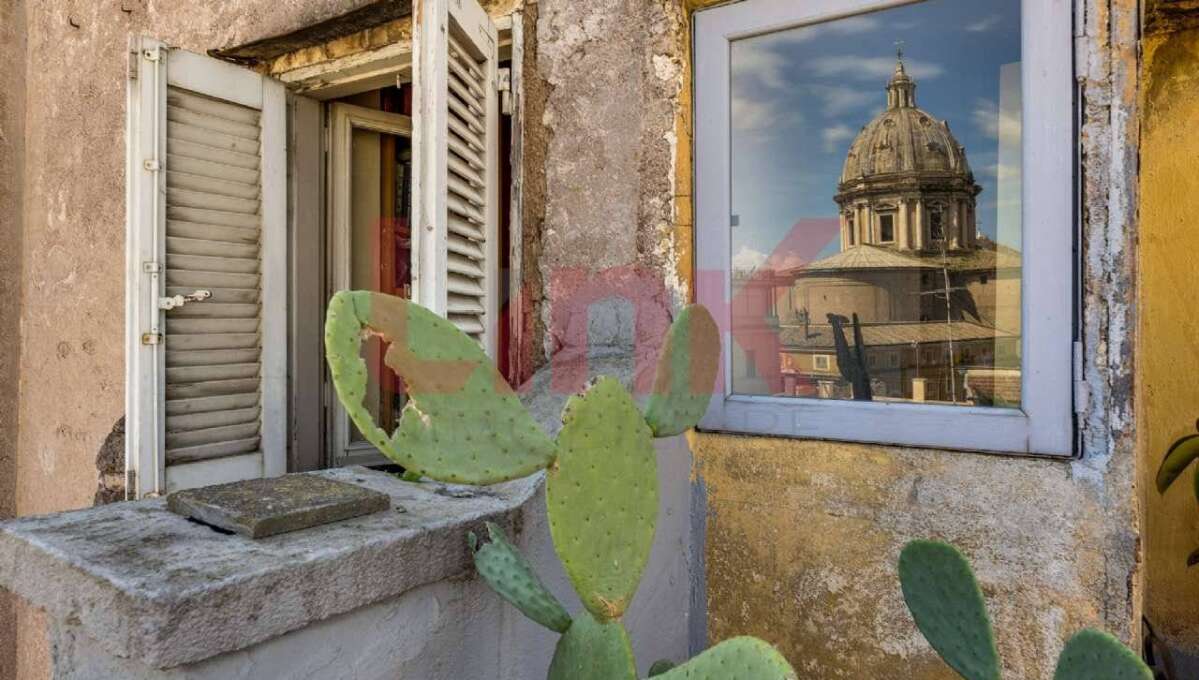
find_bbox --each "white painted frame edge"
[693,0,1074,456]
[326,102,414,464]
[126,36,168,498]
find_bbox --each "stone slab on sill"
[0,467,540,669]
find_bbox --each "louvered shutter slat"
[167,139,260,170]
[166,236,258,259]
[167,220,259,244]
[168,155,260,185]
[166,333,258,351]
[166,393,260,416]
[166,378,260,401]
[167,172,261,200]
[166,269,258,289]
[167,317,259,334]
[167,439,261,465]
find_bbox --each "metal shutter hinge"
[1072,340,1090,415]
[142,46,162,62]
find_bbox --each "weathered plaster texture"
[0,1,27,676]
[1138,19,1199,653]
[534,0,689,361]
[692,0,1143,677]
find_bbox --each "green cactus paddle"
[644,305,720,437]
[324,291,556,484]
[1053,629,1152,680]
[547,376,658,621]
[899,540,1001,680]
[469,522,571,634]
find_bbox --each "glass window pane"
[729,0,1022,408]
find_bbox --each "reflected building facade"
[762,56,1022,405]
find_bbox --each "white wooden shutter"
[412,0,500,356]
[126,37,287,498]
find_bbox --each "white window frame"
[812,354,832,372]
[694,0,1074,456]
[327,103,414,466]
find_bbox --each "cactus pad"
[324,290,556,484]
[898,540,1001,680]
[546,612,636,680]
[547,376,658,621]
[654,637,798,680]
[1053,629,1152,680]
[643,305,720,437]
[469,522,572,634]
[1156,431,1199,493]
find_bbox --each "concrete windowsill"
[0,467,541,669]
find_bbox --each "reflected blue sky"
[730,0,1022,271]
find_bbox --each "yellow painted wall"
[1138,23,1199,652]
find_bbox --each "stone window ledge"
[0,467,541,669]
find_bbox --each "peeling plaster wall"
[1138,17,1199,654]
[686,0,1144,677]
[1,1,27,676]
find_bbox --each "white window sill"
[0,467,541,669]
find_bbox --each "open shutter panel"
[413,0,500,355]
[127,38,287,498]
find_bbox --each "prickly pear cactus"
[898,540,1000,680]
[1053,629,1153,680]
[546,612,636,680]
[900,540,1152,680]
[469,522,571,634]
[324,291,556,484]
[324,294,801,680]
[654,637,798,680]
[547,376,658,621]
[643,305,720,437]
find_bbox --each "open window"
[127,0,509,493]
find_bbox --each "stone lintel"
[0,467,540,669]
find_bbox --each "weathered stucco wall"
[688,0,1144,677]
[1,0,27,675]
[1138,16,1199,654]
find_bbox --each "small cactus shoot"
[324,291,556,484]
[643,304,721,437]
[898,540,1001,680]
[548,376,658,621]
[469,522,572,634]
[1053,629,1153,680]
